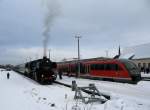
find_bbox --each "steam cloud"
[42,0,60,57]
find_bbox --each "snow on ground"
[0,68,150,110]
[56,76,150,110]
[0,69,75,110]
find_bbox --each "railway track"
[13,70,110,101]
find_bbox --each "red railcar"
[58,59,141,83]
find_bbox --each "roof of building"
[121,43,150,59]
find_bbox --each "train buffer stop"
[72,80,110,104]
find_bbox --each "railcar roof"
[57,58,131,65]
[83,59,131,64]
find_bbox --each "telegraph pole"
[75,35,81,77]
[49,49,51,60]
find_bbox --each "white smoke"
[42,0,60,57]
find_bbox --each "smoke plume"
[42,0,60,57]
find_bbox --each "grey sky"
[0,0,150,64]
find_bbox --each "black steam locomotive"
[15,57,57,84]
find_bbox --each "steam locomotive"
[15,57,57,84]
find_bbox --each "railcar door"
[103,63,123,79]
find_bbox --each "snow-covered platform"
[0,69,150,110]
[141,72,150,78]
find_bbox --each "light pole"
[75,35,81,77]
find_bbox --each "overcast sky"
[0,0,150,64]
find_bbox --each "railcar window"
[105,64,111,70]
[98,64,104,70]
[91,64,120,71]
[105,64,120,71]
[111,64,116,70]
[91,64,105,70]
[95,64,99,70]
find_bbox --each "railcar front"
[119,59,141,83]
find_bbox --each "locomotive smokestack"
[42,0,60,57]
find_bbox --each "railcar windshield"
[120,60,139,71]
